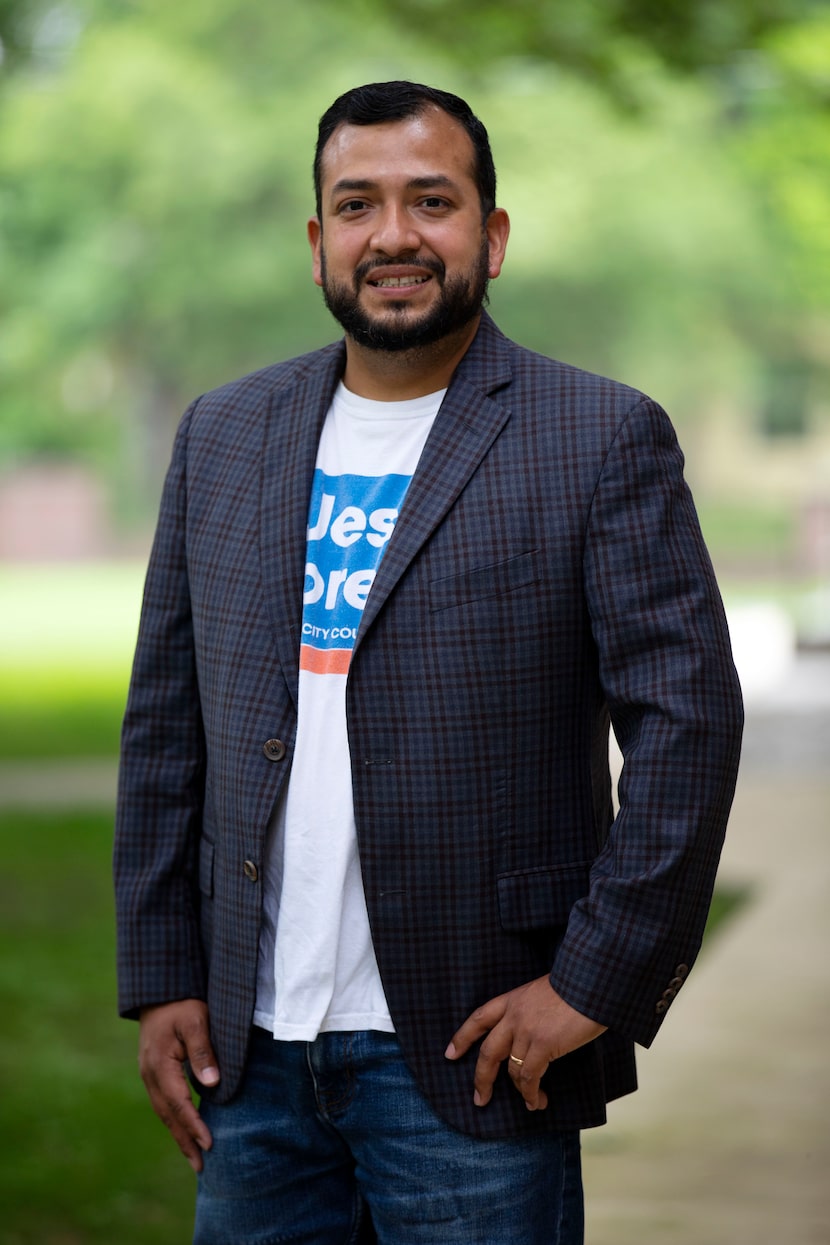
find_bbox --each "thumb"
[181,1011,221,1087]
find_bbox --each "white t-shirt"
[254,381,444,1039]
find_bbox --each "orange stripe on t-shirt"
[300,645,352,676]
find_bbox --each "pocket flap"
[497,861,591,931]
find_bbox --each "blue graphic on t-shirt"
[300,469,410,674]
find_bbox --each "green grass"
[703,882,752,945]
[697,499,795,564]
[1,563,145,664]
[0,808,195,1244]
[1,565,195,1238]
[0,664,129,758]
[1,562,142,758]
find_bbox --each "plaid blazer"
[115,312,742,1137]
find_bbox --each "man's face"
[308,107,509,352]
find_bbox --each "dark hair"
[313,81,496,221]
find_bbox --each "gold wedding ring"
[509,1054,525,1067]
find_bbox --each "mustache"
[354,256,445,283]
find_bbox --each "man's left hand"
[444,976,607,1111]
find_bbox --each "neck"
[341,315,480,401]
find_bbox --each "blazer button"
[669,976,685,990]
[675,963,690,979]
[263,738,286,762]
[655,999,669,1014]
[243,860,259,882]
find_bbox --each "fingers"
[444,994,507,1061]
[505,1047,549,1112]
[138,1000,219,1173]
[444,984,550,1110]
[445,976,605,1113]
[474,1026,550,1111]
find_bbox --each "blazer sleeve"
[548,395,743,1048]
[113,401,208,1018]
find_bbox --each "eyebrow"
[329,175,460,199]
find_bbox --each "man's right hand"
[138,999,220,1173]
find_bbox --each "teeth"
[372,275,429,287]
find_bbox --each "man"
[115,81,743,1243]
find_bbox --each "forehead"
[318,107,478,198]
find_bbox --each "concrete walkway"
[0,757,117,807]
[585,666,830,1243]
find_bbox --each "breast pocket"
[429,549,541,612]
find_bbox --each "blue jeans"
[194,1027,583,1245]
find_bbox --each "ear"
[307,217,323,288]
[485,208,510,280]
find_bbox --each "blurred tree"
[0,0,827,527]
[0,0,30,67]
[374,0,830,437]
[0,0,86,75]
[368,0,823,106]
[0,0,448,516]
[722,9,830,435]
[3,0,822,100]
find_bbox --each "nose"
[369,202,421,256]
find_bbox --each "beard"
[319,239,490,352]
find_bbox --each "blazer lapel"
[259,341,345,708]
[355,314,514,647]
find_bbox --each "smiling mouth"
[368,275,431,288]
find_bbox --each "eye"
[420,196,449,209]
[339,199,369,214]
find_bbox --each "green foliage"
[0,9,320,472]
[0,0,456,498]
[374,0,824,105]
[0,0,41,70]
[5,0,820,101]
[735,10,830,314]
[0,0,828,522]
[484,68,773,413]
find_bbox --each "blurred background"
[1,1,828,1241]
